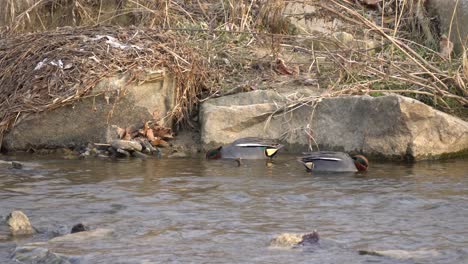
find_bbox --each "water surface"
[0,155,467,263]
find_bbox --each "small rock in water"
[14,246,74,264]
[11,161,23,169]
[116,148,131,158]
[359,249,440,260]
[270,233,304,248]
[297,230,320,246]
[71,223,88,234]
[6,210,35,236]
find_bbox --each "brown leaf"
[143,121,150,134]
[146,128,155,141]
[151,138,170,148]
[116,126,126,139]
[123,127,132,140]
[274,58,293,75]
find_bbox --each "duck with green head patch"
[299,151,368,172]
[206,137,284,160]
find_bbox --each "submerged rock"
[14,246,73,264]
[6,210,35,236]
[70,223,88,234]
[270,233,303,248]
[270,231,320,248]
[49,228,114,243]
[11,161,23,169]
[359,249,440,260]
[200,90,468,160]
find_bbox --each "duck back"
[300,151,357,172]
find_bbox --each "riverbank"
[0,1,467,160]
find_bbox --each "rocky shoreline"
[2,89,467,162]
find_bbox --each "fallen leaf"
[116,127,126,139]
[123,127,132,140]
[146,128,155,141]
[151,138,170,148]
[143,121,151,134]
[274,58,293,75]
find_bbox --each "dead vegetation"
[0,0,467,148]
[0,26,207,147]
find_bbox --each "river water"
[0,155,467,264]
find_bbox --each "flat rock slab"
[200,90,468,160]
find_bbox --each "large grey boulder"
[3,70,175,151]
[200,90,468,160]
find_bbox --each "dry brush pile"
[0,26,208,147]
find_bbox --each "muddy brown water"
[0,155,467,263]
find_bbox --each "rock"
[13,246,73,264]
[6,210,35,236]
[200,90,468,160]
[107,146,118,157]
[270,233,304,248]
[116,148,131,158]
[70,223,88,234]
[270,231,320,248]
[333,32,354,46]
[427,0,468,53]
[111,140,143,152]
[3,71,176,151]
[11,161,23,169]
[297,231,320,246]
[48,228,114,243]
[135,137,159,154]
[359,249,440,260]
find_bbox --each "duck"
[206,137,284,160]
[299,151,368,172]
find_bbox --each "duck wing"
[301,151,348,160]
[233,137,283,148]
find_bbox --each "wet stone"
[111,140,143,152]
[71,223,88,234]
[11,161,23,169]
[6,210,35,236]
[116,148,131,158]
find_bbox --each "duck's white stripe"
[307,157,342,161]
[235,143,271,147]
